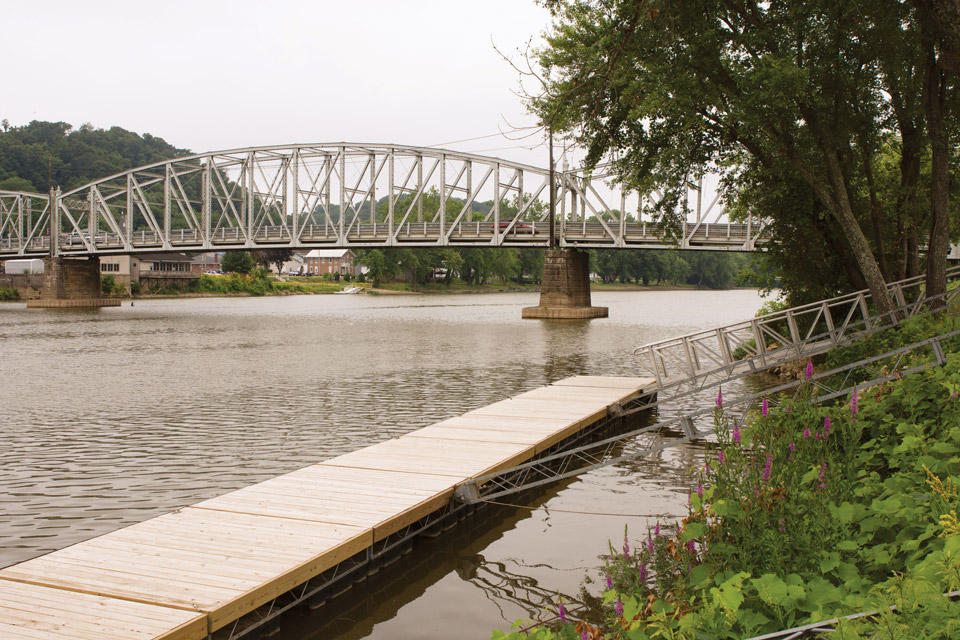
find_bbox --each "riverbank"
[495,309,960,639]
[123,277,727,300]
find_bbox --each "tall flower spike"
[558,600,566,623]
[717,389,723,408]
[761,397,768,417]
[806,361,813,380]
[718,449,725,465]
[851,388,858,417]
[615,597,624,617]
[824,416,831,435]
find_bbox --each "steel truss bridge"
[0,143,769,259]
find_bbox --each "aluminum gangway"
[634,266,960,393]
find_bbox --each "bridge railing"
[633,266,960,389]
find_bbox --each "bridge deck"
[0,375,653,640]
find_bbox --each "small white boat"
[335,286,363,295]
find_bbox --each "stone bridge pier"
[26,257,121,308]
[522,249,608,319]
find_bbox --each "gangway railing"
[745,590,960,639]
[456,327,960,505]
[634,266,960,390]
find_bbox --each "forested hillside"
[0,120,189,193]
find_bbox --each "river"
[0,288,768,638]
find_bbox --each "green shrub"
[0,287,19,301]
[99,274,126,296]
[495,358,960,639]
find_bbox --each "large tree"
[533,0,955,312]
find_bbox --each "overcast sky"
[2,0,557,167]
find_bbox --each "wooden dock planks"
[0,375,652,639]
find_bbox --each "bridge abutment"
[26,257,121,308]
[522,249,608,319]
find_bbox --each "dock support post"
[680,416,700,440]
[522,248,608,319]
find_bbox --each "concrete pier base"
[26,257,121,308]
[522,248,608,319]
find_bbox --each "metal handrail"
[634,266,960,389]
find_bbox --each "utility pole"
[548,128,556,249]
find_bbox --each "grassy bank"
[136,274,346,297]
[496,312,960,639]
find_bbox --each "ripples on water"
[0,289,768,638]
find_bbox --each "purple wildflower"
[717,390,723,408]
[718,450,725,465]
[851,389,858,417]
[762,453,773,483]
[623,536,630,558]
[779,518,786,533]
[789,442,795,452]
[639,562,647,583]
[606,572,613,590]
[647,537,654,555]
[697,482,704,498]
[761,397,769,417]
[582,631,589,640]
[705,460,711,476]
[615,598,624,617]
[824,417,831,436]
[816,431,823,441]
[819,462,827,489]
[688,539,696,552]
[754,486,760,498]
[804,427,811,438]
[654,523,660,537]
[806,362,813,380]
[558,601,566,623]
[733,422,741,445]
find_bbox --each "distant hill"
[0,120,190,193]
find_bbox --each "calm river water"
[0,288,768,638]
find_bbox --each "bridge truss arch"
[0,143,769,258]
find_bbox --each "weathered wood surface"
[0,375,652,639]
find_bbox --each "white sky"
[2,0,556,167]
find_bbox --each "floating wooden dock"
[0,375,653,640]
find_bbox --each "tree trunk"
[923,26,951,308]
[819,147,895,314]
[860,142,889,281]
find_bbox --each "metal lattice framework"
[0,143,770,258]
[634,266,960,390]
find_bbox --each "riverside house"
[303,249,355,276]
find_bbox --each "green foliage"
[533,0,957,309]
[220,251,255,275]
[99,274,126,297]
[589,250,745,289]
[0,287,19,301]
[129,280,141,296]
[495,329,960,639]
[0,120,188,193]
